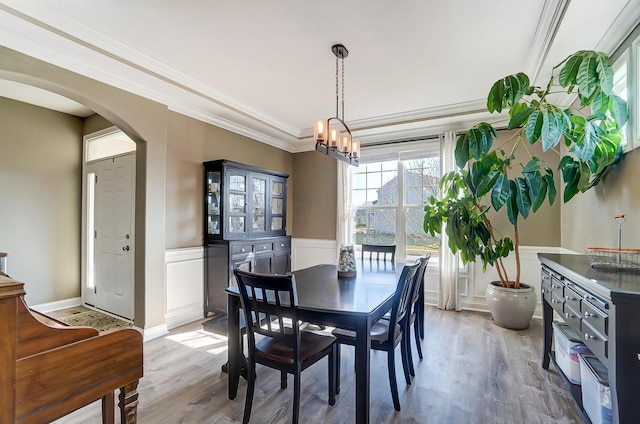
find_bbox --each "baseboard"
[165,303,203,330]
[142,323,169,342]
[30,297,82,314]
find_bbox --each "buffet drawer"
[582,320,608,360]
[582,298,608,336]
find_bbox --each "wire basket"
[584,247,640,271]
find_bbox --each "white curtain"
[336,162,351,251]
[438,131,461,311]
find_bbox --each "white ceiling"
[1,0,639,152]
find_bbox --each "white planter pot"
[485,281,537,330]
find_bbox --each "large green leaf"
[508,106,533,130]
[559,54,583,87]
[491,174,510,211]
[577,54,598,99]
[526,111,543,143]
[572,120,597,161]
[514,177,531,218]
[487,79,504,113]
[455,133,470,168]
[541,110,562,151]
[544,174,556,205]
[595,54,613,96]
[591,92,609,116]
[610,94,628,129]
[477,170,500,197]
[506,180,518,225]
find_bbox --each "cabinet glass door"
[252,176,267,232]
[227,173,247,235]
[270,179,285,232]
[206,171,221,235]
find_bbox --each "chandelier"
[314,44,360,166]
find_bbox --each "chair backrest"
[388,262,420,333]
[233,269,300,362]
[410,253,431,307]
[361,244,396,262]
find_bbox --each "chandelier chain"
[341,56,345,121]
[335,55,339,119]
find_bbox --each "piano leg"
[102,392,115,424]
[118,381,140,424]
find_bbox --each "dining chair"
[331,261,420,411]
[404,253,431,377]
[361,243,396,262]
[233,269,338,424]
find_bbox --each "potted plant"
[423,50,628,329]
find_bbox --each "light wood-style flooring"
[54,307,584,423]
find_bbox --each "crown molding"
[524,0,570,82]
[594,0,640,55]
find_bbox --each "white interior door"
[92,154,135,319]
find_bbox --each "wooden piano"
[0,274,143,424]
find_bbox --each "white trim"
[165,247,204,330]
[30,297,82,314]
[142,323,169,342]
[524,0,570,82]
[463,246,578,319]
[291,238,337,271]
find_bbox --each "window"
[347,138,441,261]
[612,50,630,150]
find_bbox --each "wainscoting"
[462,246,576,319]
[165,247,204,329]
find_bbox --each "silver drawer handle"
[262,246,266,250]
[551,299,560,304]
[551,284,559,289]
[241,248,246,252]
[565,312,574,318]
[281,243,285,247]
[565,296,576,301]
[541,289,547,294]
[584,312,595,318]
[584,333,596,340]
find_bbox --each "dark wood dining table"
[225,260,405,424]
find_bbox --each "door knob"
[123,246,130,251]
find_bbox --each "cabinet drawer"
[563,302,582,332]
[231,244,253,255]
[255,242,273,252]
[582,299,608,336]
[583,320,608,359]
[275,239,290,251]
[563,285,582,313]
[550,289,565,314]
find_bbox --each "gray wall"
[0,46,294,329]
[291,151,337,239]
[0,96,83,305]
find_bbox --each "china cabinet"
[203,160,290,315]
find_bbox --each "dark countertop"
[538,253,640,301]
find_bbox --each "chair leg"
[401,330,413,383]
[328,344,337,405]
[292,371,301,424]
[387,349,401,411]
[414,320,423,360]
[243,364,257,424]
[281,371,287,389]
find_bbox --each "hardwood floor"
[54,307,584,423]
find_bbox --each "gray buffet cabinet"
[539,253,640,424]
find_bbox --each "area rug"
[59,310,133,333]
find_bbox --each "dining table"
[225,259,406,424]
